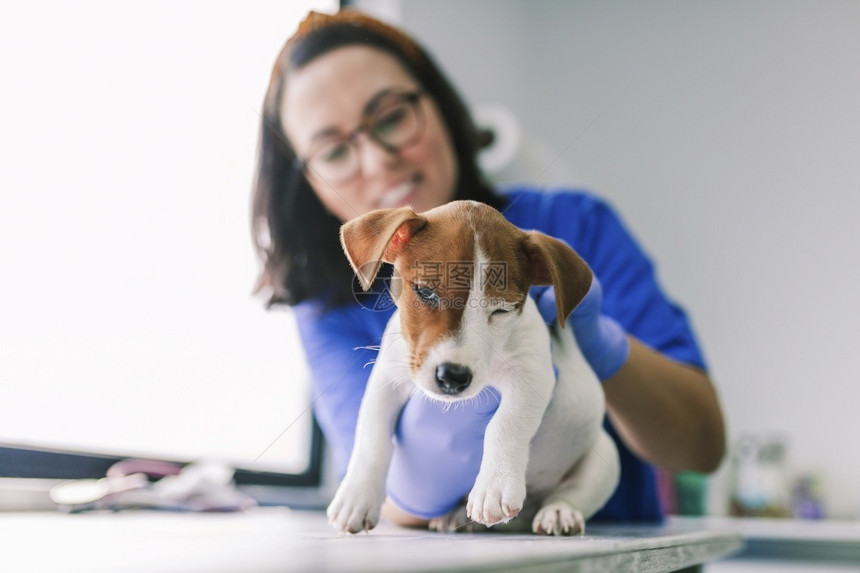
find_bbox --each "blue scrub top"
[295,188,708,522]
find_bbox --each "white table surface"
[0,507,742,573]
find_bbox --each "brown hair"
[251,10,502,309]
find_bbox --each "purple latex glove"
[387,387,500,519]
[531,275,629,381]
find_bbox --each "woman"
[252,10,725,526]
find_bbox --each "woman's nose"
[355,133,400,178]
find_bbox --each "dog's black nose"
[435,362,472,395]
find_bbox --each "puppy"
[327,200,620,535]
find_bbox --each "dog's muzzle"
[435,362,473,395]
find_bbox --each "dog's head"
[340,200,592,400]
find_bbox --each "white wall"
[358,0,860,518]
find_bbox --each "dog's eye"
[490,303,520,319]
[412,284,440,308]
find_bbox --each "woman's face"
[281,46,458,222]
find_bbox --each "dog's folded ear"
[524,232,593,327]
[340,207,427,291]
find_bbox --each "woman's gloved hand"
[387,387,500,519]
[531,275,629,381]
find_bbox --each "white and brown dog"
[327,200,620,535]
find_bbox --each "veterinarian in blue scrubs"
[251,10,726,524]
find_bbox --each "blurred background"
[0,1,337,479]
[353,0,860,519]
[2,0,859,523]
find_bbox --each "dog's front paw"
[466,474,526,527]
[326,479,385,534]
[532,501,585,536]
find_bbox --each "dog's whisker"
[386,374,413,390]
[453,519,480,532]
[405,386,421,402]
[353,345,382,352]
[252,351,367,465]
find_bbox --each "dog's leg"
[327,319,413,534]
[466,363,556,526]
[532,428,620,536]
[464,299,558,527]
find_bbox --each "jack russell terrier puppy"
[328,200,620,536]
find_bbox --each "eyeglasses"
[296,90,425,184]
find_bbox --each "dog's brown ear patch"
[524,231,593,327]
[340,207,427,291]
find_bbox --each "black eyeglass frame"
[292,90,426,181]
